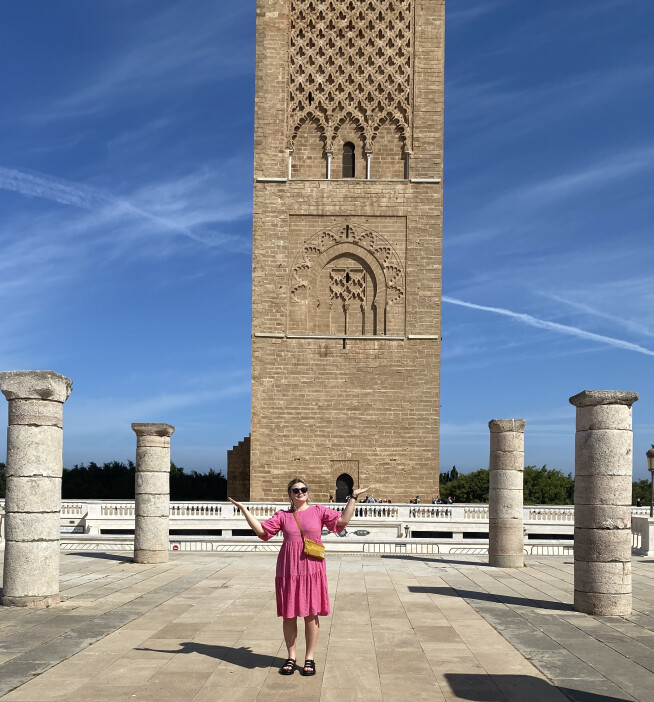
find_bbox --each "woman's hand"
[228,497,243,511]
[352,486,371,498]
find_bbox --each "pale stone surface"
[135,472,169,494]
[132,423,174,565]
[569,390,639,408]
[489,432,524,453]
[571,389,636,616]
[134,517,170,551]
[4,476,61,513]
[574,475,632,505]
[3,540,60,597]
[0,370,71,608]
[488,419,525,569]
[135,493,169,518]
[133,548,168,564]
[0,370,72,403]
[489,419,526,433]
[573,527,632,562]
[489,451,524,472]
[574,430,633,476]
[574,561,631,594]
[576,404,632,431]
[490,470,524,490]
[574,504,631,530]
[8,399,63,427]
[135,447,172,472]
[632,516,654,556]
[4,512,60,542]
[5,426,63,478]
[574,591,632,616]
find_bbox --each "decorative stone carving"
[289,0,413,151]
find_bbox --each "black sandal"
[279,658,296,675]
[301,659,316,676]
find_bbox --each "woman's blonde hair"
[287,477,310,509]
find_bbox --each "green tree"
[443,469,489,503]
[633,479,650,506]
[523,465,574,505]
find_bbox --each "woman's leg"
[283,617,298,660]
[304,615,320,663]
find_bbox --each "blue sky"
[1,1,652,480]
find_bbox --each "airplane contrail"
[443,296,654,357]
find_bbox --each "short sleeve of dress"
[319,504,346,534]
[258,510,284,541]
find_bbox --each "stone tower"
[245,0,444,503]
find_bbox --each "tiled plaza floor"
[0,551,652,701]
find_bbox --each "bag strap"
[292,510,305,538]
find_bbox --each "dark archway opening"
[335,473,354,502]
[342,142,355,178]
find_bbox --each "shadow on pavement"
[63,552,134,563]
[409,586,574,611]
[136,641,277,669]
[445,673,632,702]
[381,554,489,567]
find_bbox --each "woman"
[228,478,369,676]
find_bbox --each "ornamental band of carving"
[289,0,413,151]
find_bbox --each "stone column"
[570,390,638,616]
[132,423,174,564]
[488,419,525,568]
[0,370,72,607]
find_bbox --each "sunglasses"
[291,487,308,494]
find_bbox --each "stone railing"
[1,500,651,543]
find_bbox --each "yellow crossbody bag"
[293,510,325,560]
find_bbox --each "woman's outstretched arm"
[228,497,265,537]
[336,486,371,526]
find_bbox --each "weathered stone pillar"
[0,371,72,607]
[570,390,638,616]
[132,423,174,564]
[488,419,525,568]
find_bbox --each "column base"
[2,593,60,608]
[574,591,631,616]
[489,554,524,568]
[134,549,168,564]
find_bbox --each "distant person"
[415,495,420,504]
[328,494,334,503]
[446,496,453,504]
[637,497,643,508]
[229,478,370,677]
[432,497,437,504]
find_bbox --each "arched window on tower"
[342,142,355,178]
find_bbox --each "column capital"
[0,371,72,403]
[489,419,525,433]
[569,390,638,408]
[131,423,175,437]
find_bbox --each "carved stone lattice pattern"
[330,268,366,305]
[290,225,404,306]
[289,0,413,150]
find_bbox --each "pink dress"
[258,504,345,618]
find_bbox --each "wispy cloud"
[501,144,654,209]
[46,2,252,118]
[447,0,514,26]
[0,165,249,250]
[544,291,654,340]
[443,296,654,357]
